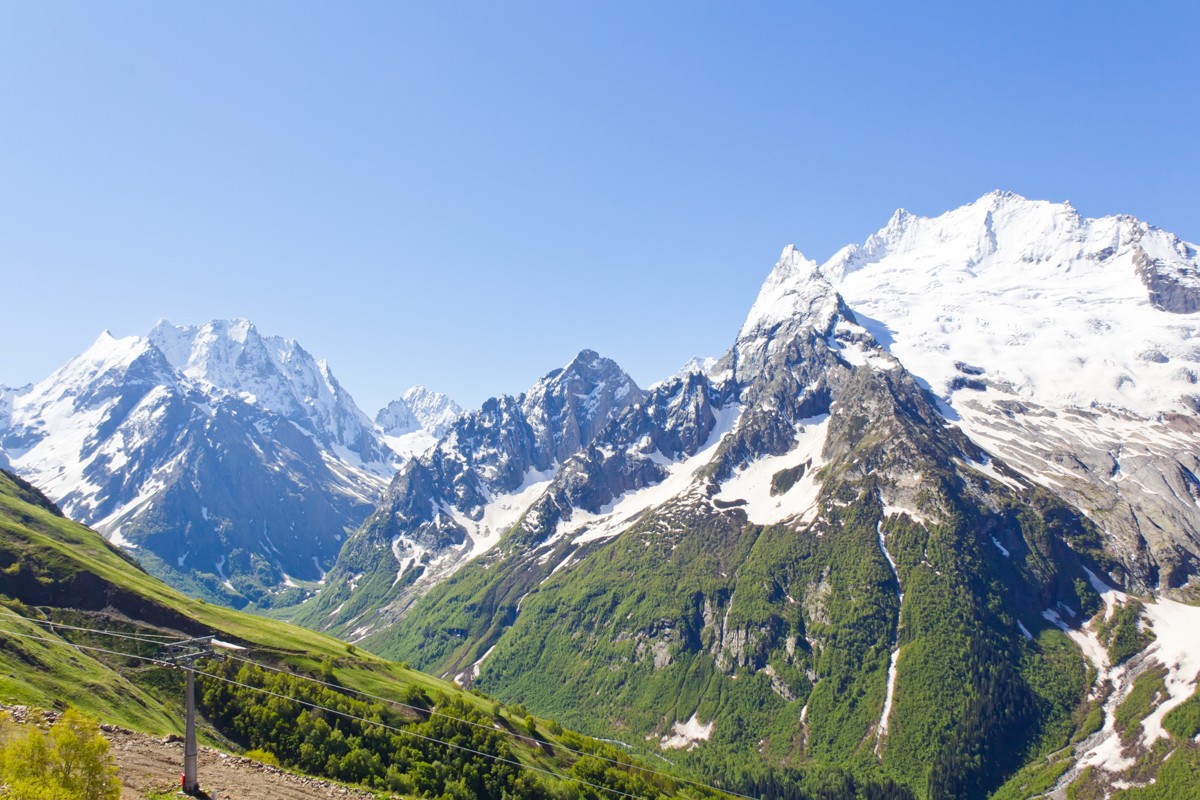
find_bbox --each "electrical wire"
[193,665,654,800]
[222,652,756,800]
[0,609,186,646]
[0,625,175,667]
[0,609,751,799]
[0,623,743,800]
[0,608,748,800]
[0,624,642,799]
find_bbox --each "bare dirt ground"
[105,727,385,800]
[2,705,387,800]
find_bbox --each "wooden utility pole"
[163,636,221,795]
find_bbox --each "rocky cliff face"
[289,349,644,636]
[1132,227,1200,314]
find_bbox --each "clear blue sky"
[2,3,1197,411]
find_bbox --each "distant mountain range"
[4,192,1199,798]
[0,318,459,606]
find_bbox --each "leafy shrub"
[1163,686,1200,740]
[0,708,120,800]
[1095,600,1153,666]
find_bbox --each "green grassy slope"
[0,466,487,732]
[0,469,728,800]
[363,363,1112,800]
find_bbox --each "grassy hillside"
[0,469,729,800]
[360,361,1114,800]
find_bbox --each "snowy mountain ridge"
[308,193,1200,799]
[146,318,384,465]
[822,190,1200,416]
[375,386,463,462]
[399,385,462,436]
[806,191,1200,591]
[0,319,459,605]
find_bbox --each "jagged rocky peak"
[146,318,378,455]
[400,385,462,436]
[519,349,644,465]
[717,244,870,399]
[299,348,649,634]
[738,244,845,342]
[380,348,642,520]
[375,399,420,436]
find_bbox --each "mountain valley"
[4,192,1200,799]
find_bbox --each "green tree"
[0,709,120,800]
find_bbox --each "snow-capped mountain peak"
[738,245,843,342]
[1,319,400,604]
[11,331,168,434]
[374,386,462,459]
[399,385,462,436]
[823,191,1200,416]
[376,399,420,436]
[145,318,378,458]
[825,191,1088,282]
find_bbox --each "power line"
[0,609,186,646]
[223,652,756,800]
[0,611,751,800]
[0,624,648,800]
[194,666,655,800]
[1,608,749,800]
[0,625,175,667]
[0,624,732,800]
